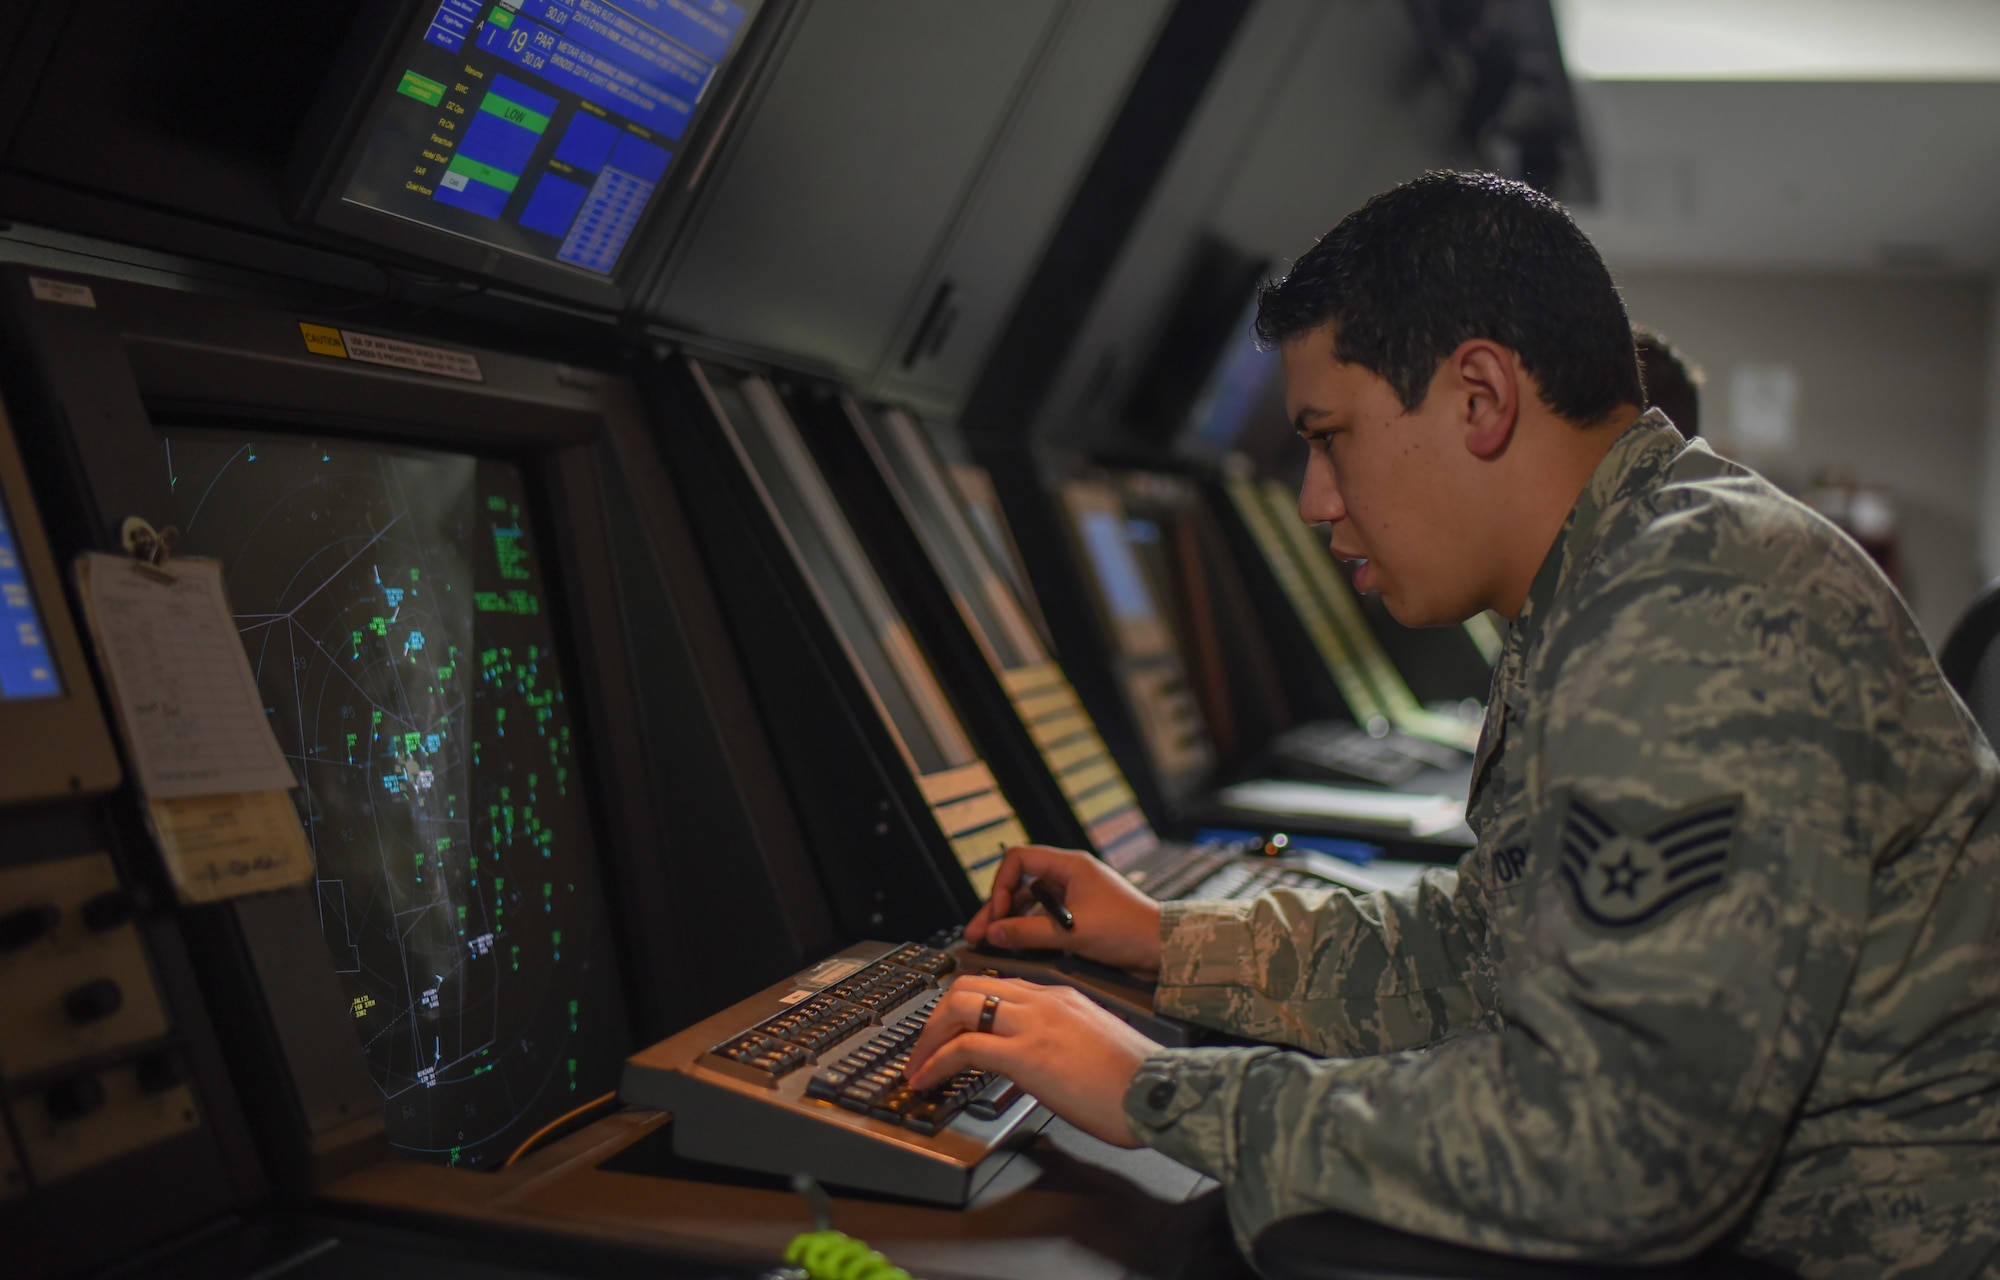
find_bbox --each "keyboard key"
[871,1085,918,1121]
[705,1032,811,1083]
[965,1075,1023,1120]
[806,1070,848,1101]
[881,942,957,976]
[900,1093,964,1135]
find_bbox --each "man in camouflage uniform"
[907,172,2000,1277]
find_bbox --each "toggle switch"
[0,903,59,953]
[62,977,123,1025]
[44,1073,106,1123]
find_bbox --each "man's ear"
[1451,340,1519,460]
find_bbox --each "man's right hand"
[965,845,1163,975]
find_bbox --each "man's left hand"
[904,975,1158,1148]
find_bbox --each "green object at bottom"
[784,1231,918,1280]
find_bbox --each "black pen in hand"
[1024,876,1074,932]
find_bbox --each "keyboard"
[1117,830,1438,905]
[621,939,1049,1205]
[1117,836,1350,902]
[1269,720,1463,785]
[622,850,1433,1203]
[1178,858,1323,901]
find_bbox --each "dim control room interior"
[1,3,1997,1279]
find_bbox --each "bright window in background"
[1554,0,2000,81]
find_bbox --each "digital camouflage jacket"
[1125,412,2000,1277]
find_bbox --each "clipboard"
[75,551,314,904]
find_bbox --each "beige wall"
[1611,268,1992,644]
[1983,291,2000,593]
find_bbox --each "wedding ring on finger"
[978,994,1001,1034]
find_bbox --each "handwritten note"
[146,790,314,903]
[77,554,311,903]
[78,555,296,798]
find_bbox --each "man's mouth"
[1328,540,1373,591]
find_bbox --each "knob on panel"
[0,903,60,952]
[44,1073,106,1122]
[63,977,124,1025]
[0,855,170,1084]
[136,1050,186,1095]
[80,890,137,933]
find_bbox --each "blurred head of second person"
[1633,324,1704,439]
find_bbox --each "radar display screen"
[334,0,759,279]
[155,426,631,1169]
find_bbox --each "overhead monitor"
[0,395,123,808]
[152,424,632,1169]
[298,0,763,306]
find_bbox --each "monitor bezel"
[0,265,834,1172]
[637,352,988,933]
[285,0,796,313]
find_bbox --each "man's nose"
[1298,451,1345,526]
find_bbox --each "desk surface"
[324,1108,1241,1280]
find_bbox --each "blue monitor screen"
[337,0,758,277]
[1079,511,1159,626]
[1185,296,1278,454]
[0,485,61,701]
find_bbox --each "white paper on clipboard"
[76,554,297,798]
[76,553,312,903]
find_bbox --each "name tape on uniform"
[298,322,483,382]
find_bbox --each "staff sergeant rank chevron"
[1557,794,1739,929]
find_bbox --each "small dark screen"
[334,0,757,278]
[156,426,630,1169]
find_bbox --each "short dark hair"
[1254,170,1643,425]
[1633,325,1702,438]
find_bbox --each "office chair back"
[1253,1209,1794,1279]
[1940,581,2000,744]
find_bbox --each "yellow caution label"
[300,323,348,359]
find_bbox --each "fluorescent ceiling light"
[1555,0,2000,81]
